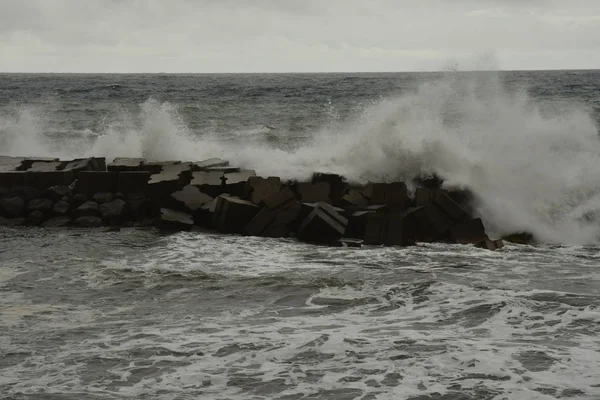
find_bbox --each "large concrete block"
[414,187,436,207]
[205,166,240,173]
[77,172,118,196]
[448,218,488,244]
[191,171,224,197]
[193,158,230,171]
[223,170,256,197]
[433,191,470,223]
[62,158,105,174]
[148,163,193,201]
[0,172,29,187]
[0,157,25,172]
[118,171,150,196]
[371,182,411,211]
[171,185,214,213]
[107,157,146,172]
[213,195,260,234]
[297,202,348,244]
[345,210,373,239]
[28,171,75,190]
[139,160,182,174]
[245,188,301,237]
[27,161,62,171]
[363,213,408,246]
[244,176,281,204]
[312,173,347,204]
[295,181,331,204]
[157,208,194,231]
[19,157,59,171]
[402,205,452,243]
[339,188,370,209]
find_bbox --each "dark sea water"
[1,72,600,399]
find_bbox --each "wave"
[1,73,600,244]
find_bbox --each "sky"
[1,0,600,73]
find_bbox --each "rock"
[191,171,225,198]
[223,170,256,197]
[363,213,410,246]
[0,216,25,226]
[193,158,230,171]
[107,157,145,172]
[0,196,25,218]
[213,195,260,234]
[53,200,70,216]
[129,198,155,220]
[72,193,88,208]
[27,198,54,214]
[448,218,488,244]
[244,176,281,204]
[100,199,129,225]
[73,201,100,219]
[245,188,301,237]
[23,210,45,226]
[402,205,452,243]
[502,232,534,244]
[8,186,40,202]
[171,185,214,213]
[76,171,118,196]
[118,171,150,196]
[371,182,412,211]
[157,208,194,231]
[45,185,70,202]
[297,202,348,244]
[73,216,103,228]
[93,192,114,204]
[42,216,71,228]
[476,239,505,251]
[312,173,347,204]
[295,181,331,204]
[433,191,470,223]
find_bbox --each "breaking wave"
[1,73,600,244]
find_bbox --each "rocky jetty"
[0,155,508,250]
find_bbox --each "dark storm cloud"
[1,0,599,72]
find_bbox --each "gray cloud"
[1,0,599,72]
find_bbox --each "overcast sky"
[1,0,599,73]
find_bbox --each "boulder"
[213,195,260,234]
[157,208,194,231]
[0,196,25,218]
[244,176,281,204]
[45,185,70,202]
[297,202,348,244]
[23,210,45,226]
[448,218,488,244]
[8,186,41,202]
[191,171,225,198]
[171,185,214,213]
[118,171,150,196]
[100,199,129,225]
[72,193,88,208]
[42,216,71,228]
[223,170,256,197]
[294,181,331,204]
[129,198,155,221]
[73,216,103,228]
[76,171,118,196]
[363,213,409,246]
[73,201,100,219]
[371,182,411,211]
[107,157,145,172]
[193,158,230,171]
[27,198,54,214]
[93,192,114,204]
[53,200,70,216]
[0,216,25,226]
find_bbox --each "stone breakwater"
[0,155,510,250]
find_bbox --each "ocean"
[1,71,600,399]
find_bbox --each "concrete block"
[339,189,370,209]
[193,158,230,171]
[77,172,118,197]
[295,181,331,204]
[223,170,256,197]
[118,171,150,196]
[297,202,348,244]
[363,213,407,246]
[244,176,281,204]
[157,208,194,231]
[213,195,260,234]
[0,172,29,187]
[191,171,224,197]
[476,238,504,251]
[171,185,214,213]
[345,210,373,239]
[448,218,488,244]
[433,191,470,223]
[312,172,347,204]
[371,182,411,211]
[414,187,436,207]
[28,171,75,190]
[107,157,146,172]
[28,161,63,171]
[402,205,452,243]
[205,166,240,173]
[245,189,301,237]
